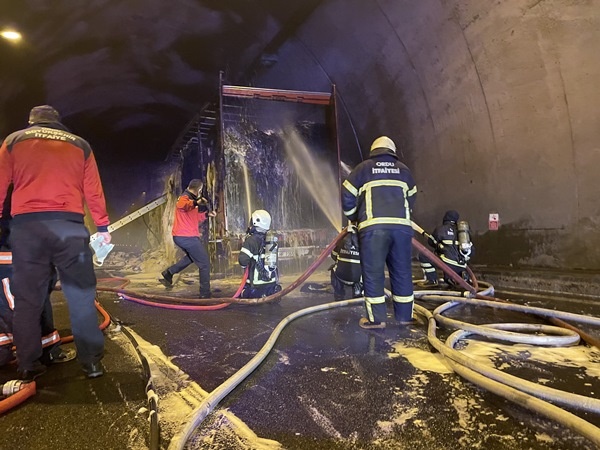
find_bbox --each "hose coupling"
[1,380,26,398]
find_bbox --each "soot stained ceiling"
[0,0,322,162]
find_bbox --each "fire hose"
[97,230,349,308]
[0,299,111,415]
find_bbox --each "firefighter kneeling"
[238,210,282,298]
[418,210,474,287]
[330,223,363,300]
[0,249,75,371]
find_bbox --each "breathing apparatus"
[457,220,472,258]
[261,230,279,282]
[247,210,279,283]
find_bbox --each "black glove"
[194,197,209,211]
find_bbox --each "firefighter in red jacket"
[0,105,111,380]
[160,179,216,298]
[342,136,417,329]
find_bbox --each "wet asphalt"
[1,265,599,450]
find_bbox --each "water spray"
[283,127,343,232]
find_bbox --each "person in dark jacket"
[160,179,216,298]
[330,224,362,300]
[342,136,417,329]
[238,209,281,298]
[418,210,474,287]
[0,105,111,380]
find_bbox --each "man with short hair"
[0,105,111,380]
[160,179,215,298]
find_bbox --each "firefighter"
[238,210,282,298]
[418,210,474,287]
[330,223,362,300]
[0,248,75,369]
[342,136,417,329]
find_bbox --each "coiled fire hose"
[413,293,600,447]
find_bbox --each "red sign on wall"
[489,213,499,231]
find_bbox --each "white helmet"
[370,136,396,153]
[251,209,271,232]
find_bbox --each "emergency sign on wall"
[489,213,499,231]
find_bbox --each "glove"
[347,223,357,234]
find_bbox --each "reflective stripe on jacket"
[431,222,466,268]
[238,232,276,286]
[331,232,361,284]
[342,148,416,232]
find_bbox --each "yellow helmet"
[370,136,396,153]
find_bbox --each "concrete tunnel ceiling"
[0,0,323,161]
[1,0,599,270]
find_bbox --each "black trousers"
[168,236,211,297]
[10,220,104,371]
[330,269,362,300]
[418,252,468,284]
[240,283,281,299]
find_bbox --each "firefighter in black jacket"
[330,224,362,300]
[418,210,474,287]
[238,210,282,298]
[342,136,417,329]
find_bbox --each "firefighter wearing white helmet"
[238,209,282,298]
[342,136,417,329]
[251,209,271,232]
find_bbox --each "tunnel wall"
[250,0,600,270]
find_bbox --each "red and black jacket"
[171,190,208,237]
[0,121,109,231]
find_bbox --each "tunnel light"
[1,30,22,42]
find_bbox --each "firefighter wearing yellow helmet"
[342,136,417,329]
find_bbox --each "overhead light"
[1,30,22,42]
